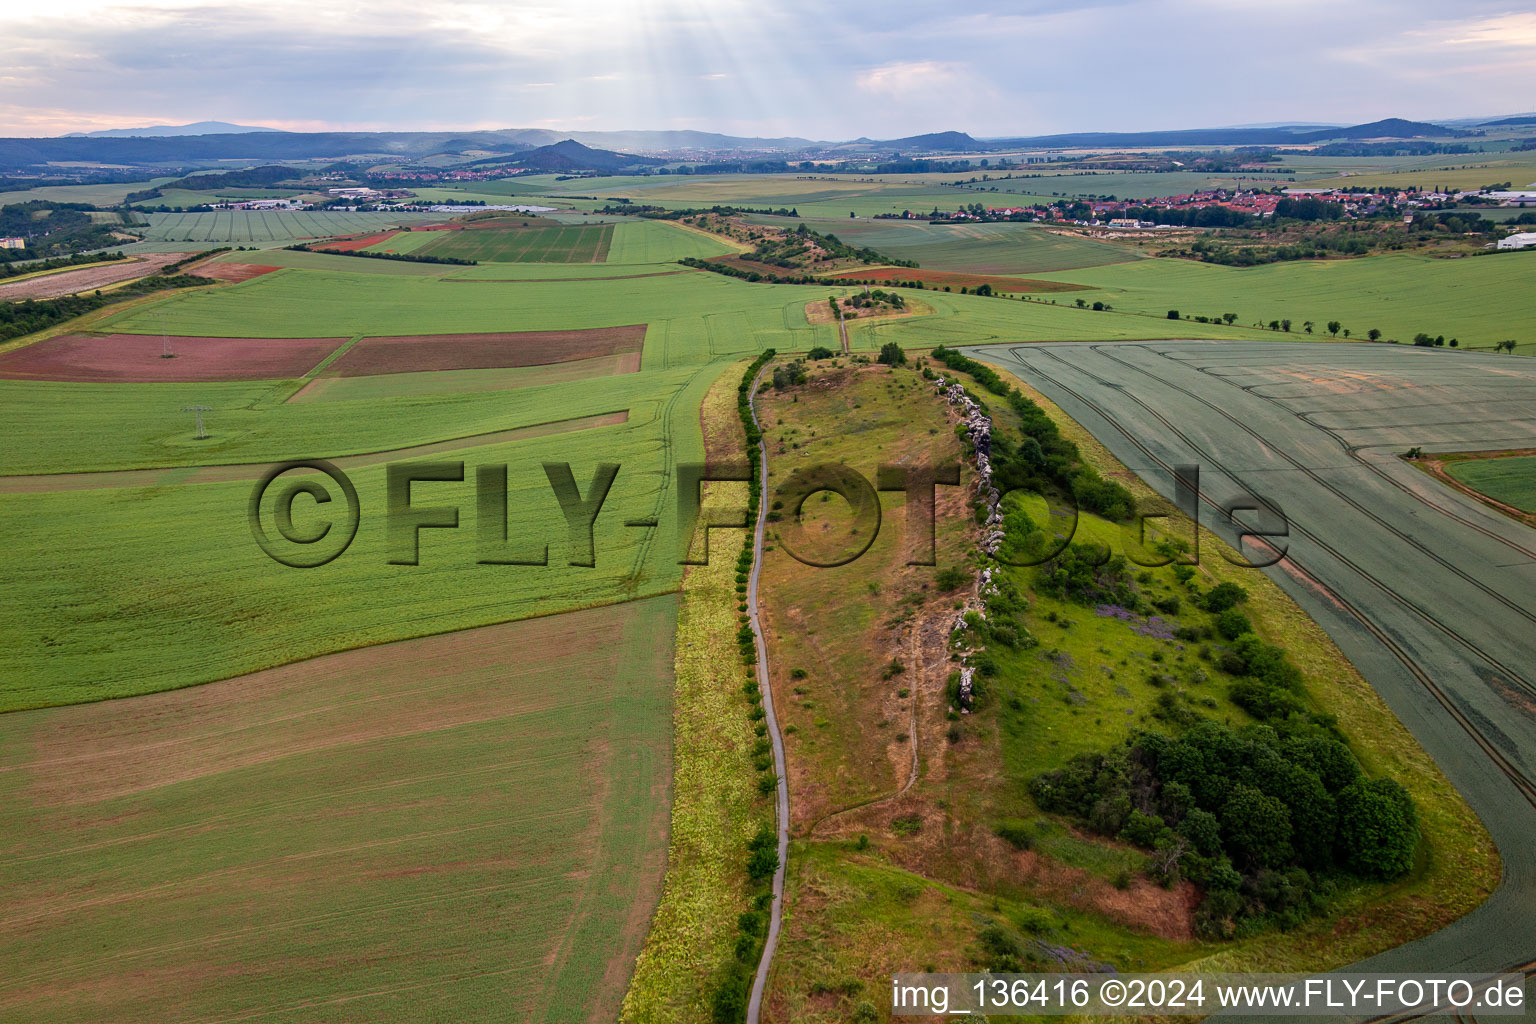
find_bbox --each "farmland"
[1029,250,1536,350]
[139,209,443,245]
[1436,450,1536,518]
[409,222,615,263]
[0,597,676,1023]
[2,152,1532,1024]
[780,218,1144,273]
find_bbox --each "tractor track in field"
[1005,344,1536,810]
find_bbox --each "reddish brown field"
[0,333,346,383]
[824,266,1086,293]
[323,325,647,378]
[190,262,280,283]
[316,230,399,252]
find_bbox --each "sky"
[2,0,1534,140]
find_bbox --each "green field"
[139,209,442,245]
[814,218,1142,273]
[0,178,177,207]
[1030,251,1536,350]
[411,223,614,263]
[1445,454,1536,512]
[0,597,675,1023]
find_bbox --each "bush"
[994,819,1036,850]
[1335,778,1418,878]
[1200,581,1249,612]
[878,341,906,365]
[936,565,971,590]
[1215,608,1253,640]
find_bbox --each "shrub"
[1215,608,1253,640]
[994,819,1036,850]
[1335,778,1418,879]
[877,341,906,365]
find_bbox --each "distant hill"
[495,139,665,173]
[64,121,284,138]
[1480,115,1536,127]
[1303,118,1465,141]
[875,131,988,153]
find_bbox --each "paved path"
[967,340,1536,998]
[746,367,790,1024]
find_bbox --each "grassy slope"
[753,356,1495,1020]
[622,362,766,1023]
[1032,251,1536,350]
[0,596,676,1023]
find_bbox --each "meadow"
[0,597,676,1023]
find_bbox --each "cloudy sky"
[2,0,1534,139]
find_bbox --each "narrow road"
[746,367,789,1024]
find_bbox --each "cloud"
[0,0,1532,138]
[855,60,963,99]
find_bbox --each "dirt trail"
[745,368,788,1024]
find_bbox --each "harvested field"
[0,333,345,383]
[0,596,677,1024]
[323,324,646,377]
[0,252,189,300]
[289,351,642,403]
[823,266,1087,293]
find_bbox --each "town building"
[0,237,25,249]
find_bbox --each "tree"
[877,341,906,366]
[1281,319,1292,332]
[1303,320,1314,334]
[807,345,835,360]
[1168,309,1181,320]
[1223,312,1238,325]
[1221,783,1293,868]
[1268,320,1281,331]
[1413,333,1435,347]
[1335,777,1418,879]
[1342,328,1351,338]
[1327,320,1342,337]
